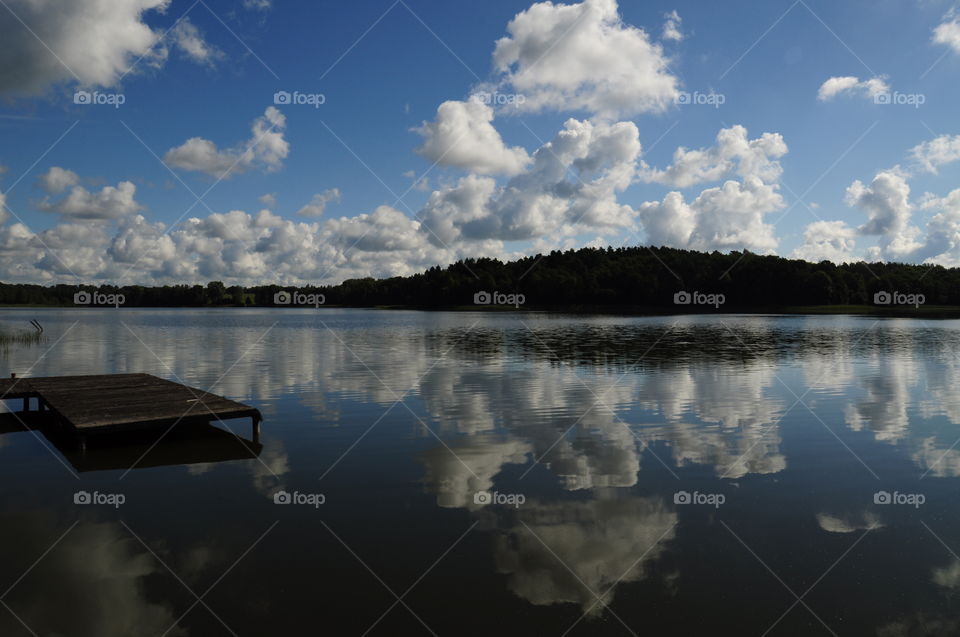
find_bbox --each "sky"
[1,0,960,286]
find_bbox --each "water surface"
[0,309,958,635]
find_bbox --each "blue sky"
[1,0,960,284]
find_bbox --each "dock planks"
[0,373,261,437]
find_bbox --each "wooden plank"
[0,373,261,435]
[0,378,34,399]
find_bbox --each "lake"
[0,309,957,635]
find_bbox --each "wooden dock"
[0,373,262,442]
[0,412,263,472]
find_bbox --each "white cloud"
[258,192,277,208]
[164,106,289,178]
[846,169,922,260]
[34,222,113,275]
[167,18,223,66]
[816,75,889,102]
[491,0,679,118]
[637,191,694,247]
[296,188,341,217]
[419,117,641,243]
[662,10,683,41]
[0,0,224,97]
[641,125,787,188]
[637,125,787,253]
[910,134,960,174]
[36,170,142,221]
[39,166,80,194]
[791,220,858,262]
[401,170,430,191]
[639,178,784,253]
[415,100,530,176]
[913,188,960,265]
[243,0,271,9]
[933,12,960,54]
[0,199,464,285]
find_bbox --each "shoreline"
[2,303,959,318]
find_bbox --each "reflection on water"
[1,309,960,634]
[491,493,677,613]
[0,514,188,637]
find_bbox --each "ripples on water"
[0,309,958,635]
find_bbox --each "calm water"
[0,309,959,635]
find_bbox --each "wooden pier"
[0,373,262,443]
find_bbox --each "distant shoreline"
[2,304,959,318]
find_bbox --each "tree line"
[0,247,956,309]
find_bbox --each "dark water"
[0,309,958,635]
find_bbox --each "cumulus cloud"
[913,188,960,264]
[816,76,889,102]
[296,188,341,217]
[846,169,922,260]
[491,0,678,118]
[641,125,787,188]
[35,168,142,221]
[258,192,277,208]
[0,196,466,285]
[415,99,531,175]
[419,117,641,243]
[791,220,858,262]
[0,0,224,97]
[165,107,289,178]
[662,10,683,41]
[39,166,80,194]
[910,135,960,174]
[933,12,960,54]
[640,177,783,253]
[637,125,787,253]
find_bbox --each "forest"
[0,246,953,310]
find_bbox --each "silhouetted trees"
[0,247,956,309]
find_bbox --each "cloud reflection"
[0,514,187,637]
